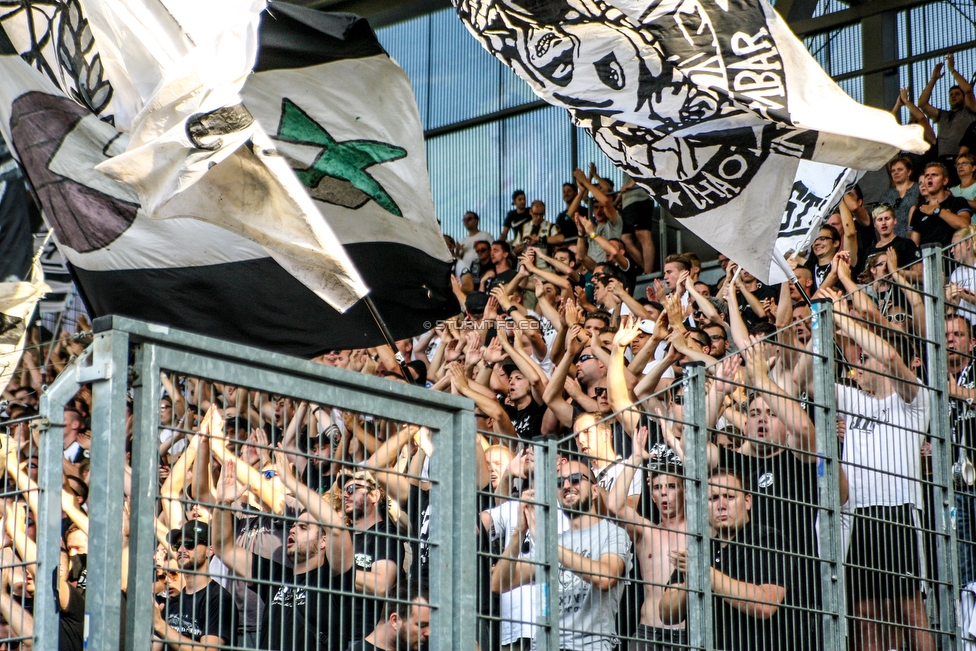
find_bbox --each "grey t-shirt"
[937,107,976,157]
[556,520,633,651]
[587,219,624,263]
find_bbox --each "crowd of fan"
[1,57,976,651]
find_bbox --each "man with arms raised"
[210,458,355,651]
[491,459,632,650]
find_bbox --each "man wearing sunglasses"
[337,472,403,646]
[491,460,632,651]
[154,522,235,651]
[458,211,492,268]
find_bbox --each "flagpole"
[363,294,419,385]
[774,255,812,307]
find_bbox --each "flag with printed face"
[0,1,454,355]
[0,261,49,394]
[770,162,862,283]
[452,0,928,283]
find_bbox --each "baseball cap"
[465,291,489,315]
[168,521,211,547]
[501,363,521,377]
[637,319,655,335]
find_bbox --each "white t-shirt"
[950,265,976,327]
[595,458,643,498]
[460,230,494,267]
[836,384,931,509]
[486,500,571,645]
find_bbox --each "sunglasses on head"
[556,472,591,488]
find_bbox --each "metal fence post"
[921,243,961,648]
[447,408,477,651]
[123,343,161,651]
[809,298,846,649]
[34,360,85,650]
[81,328,130,651]
[684,362,713,650]
[534,439,561,651]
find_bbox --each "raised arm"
[608,318,642,435]
[918,61,943,120]
[948,53,976,112]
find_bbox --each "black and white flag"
[453,0,928,282]
[771,161,861,283]
[0,1,455,355]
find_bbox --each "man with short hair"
[946,315,976,587]
[337,471,403,644]
[660,469,790,651]
[459,212,493,268]
[702,323,728,359]
[512,200,563,255]
[345,584,430,651]
[210,459,356,651]
[502,365,547,441]
[491,460,632,651]
[154,521,236,651]
[919,54,976,166]
[805,226,840,290]
[909,162,973,247]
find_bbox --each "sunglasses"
[672,394,684,405]
[576,354,596,364]
[885,312,908,323]
[592,387,608,398]
[556,472,591,488]
[170,538,203,551]
[343,483,371,496]
[893,197,903,209]
[693,310,706,319]
[262,470,277,480]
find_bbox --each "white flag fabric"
[452,0,928,282]
[770,162,862,284]
[0,0,367,311]
[0,4,455,356]
[0,262,49,394]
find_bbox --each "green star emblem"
[274,98,407,217]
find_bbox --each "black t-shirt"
[717,449,819,559]
[344,641,380,651]
[504,209,530,232]
[607,254,641,292]
[909,194,973,247]
[342,521,404,644]
[857,236,921,278]
[805,258,832,291]
[406,485,431,582]
[303,461,336,495]
[951,361,976,467]
[58,585,86,651]
[161,582,236,648]
[504,400,547,440]
[483,268,517,294]
[670,524,790,651]
[961,121,976,155]
[554,210,578,239]
[251,551,355,651]
[736,282,779,328]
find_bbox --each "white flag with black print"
[0,2,455,356]
[770,162,862,284]
[452,0,928,282]
[0,261,49,394]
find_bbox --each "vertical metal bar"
[124,343,161,651]
[84,329,130,651]
[450,409,477,651]
[535,439,560,651]
[34,362,84,650]
[921,244,961,649]
[683,362,713,650]
[810,299,846,649]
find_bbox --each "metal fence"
[8,236,976,650]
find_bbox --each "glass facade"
[378,3,976,244]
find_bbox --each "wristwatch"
[934,207,942,216]
[589,232,597,240]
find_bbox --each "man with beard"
[210,459,355,651]
[946,315,976,586]
[660,470,790,651]
[336,471,403,646]
[154,521,235,651]
[491,460,632,651]
[345,584,430,651]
